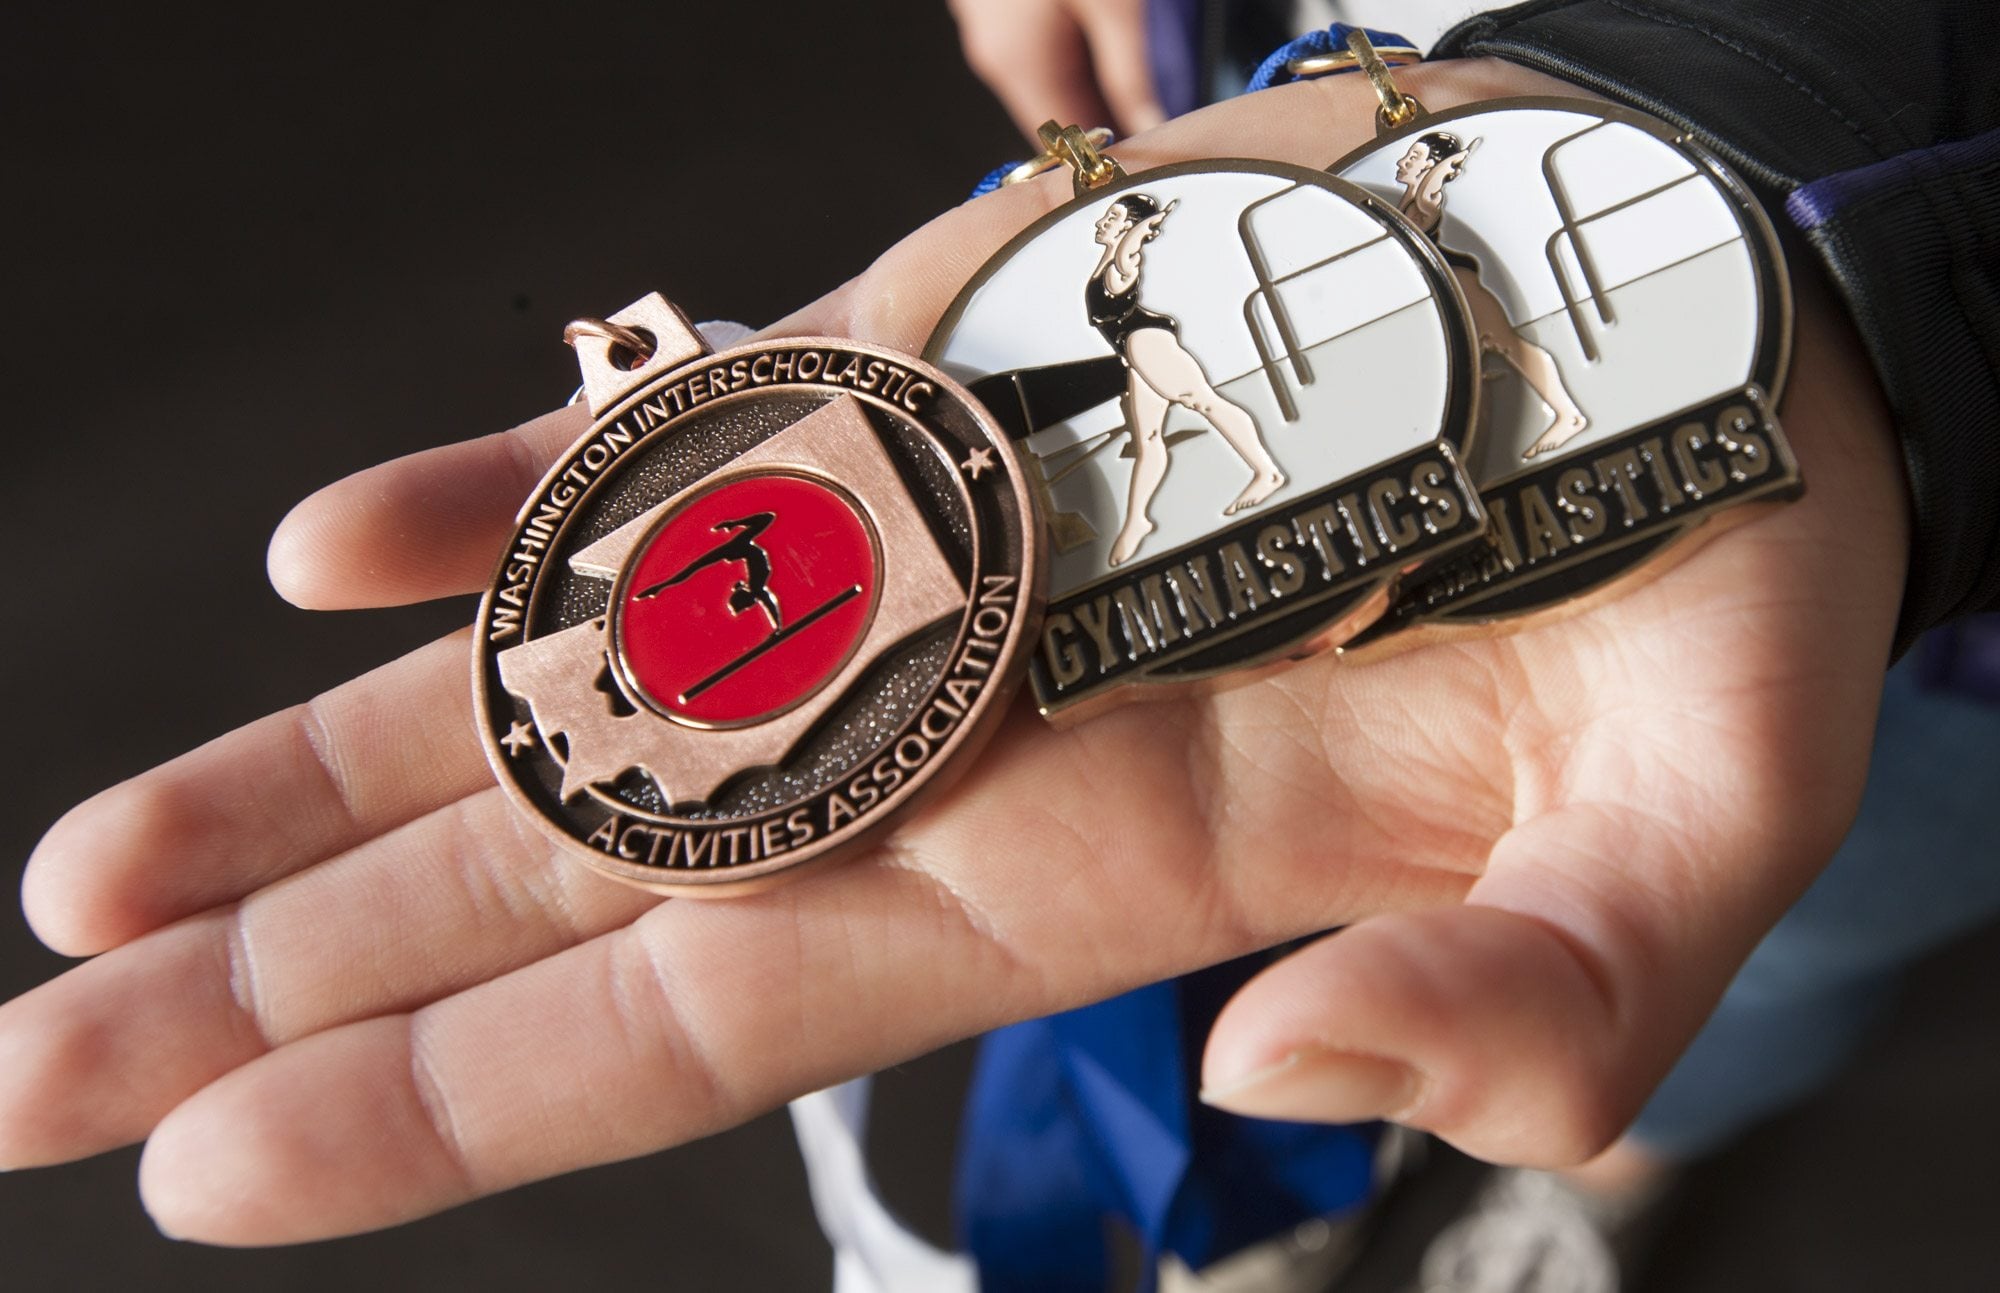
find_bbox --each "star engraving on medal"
[960,446,997,479]
[500,720,539,756]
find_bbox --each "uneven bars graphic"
[1237,185,1401,423]
[1541,122,1705,362]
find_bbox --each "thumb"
[1198,803,1829,1166]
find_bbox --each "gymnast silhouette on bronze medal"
[635,512,783,633]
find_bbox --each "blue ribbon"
[957,957,1379,1291]
[968,160,1022,200]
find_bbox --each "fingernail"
[1200,1049,1421,1123]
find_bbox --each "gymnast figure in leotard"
[1087,193,1285,567]
[634,513,782,633]
[1396,132,1590,460]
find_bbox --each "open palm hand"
[0,62,1903,1244]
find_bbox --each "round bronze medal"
[474,294,1044,895]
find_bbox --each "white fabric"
[696,319,758,349]
[1417,1169,1621,1293]
[788,1077,978,1293]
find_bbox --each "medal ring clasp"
[1001,125,1114,189]
[1285,42,1423,82]
[1339,29,1426,131]
[564,317,657,371]
[1031,121,1126,195]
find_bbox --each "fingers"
[267,403,587,610]
[0,916,258,1171]
[1191,219,1910,1165]
[952,0,1117,142]
[23,630,496,956]
[1076,0,1165,132]
[125,672,1487,1243]
[0,787,655,1169]
[131,739,1097,1239]
[1195,311,1905,1154]
[135,850,1199,1243]
[1198,799,1835,1166]
[263,70,1514,615]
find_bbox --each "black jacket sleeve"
[1432,0,2000,655]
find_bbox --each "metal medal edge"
[924,157,1486,719]
[472,337,1045,894]
[1325,96,1800,638]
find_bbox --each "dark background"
[3,4,1996,1289]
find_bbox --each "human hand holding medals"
[2,46,1907,1249]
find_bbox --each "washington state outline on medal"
[473,315,1040,894]
[496,395,962,807]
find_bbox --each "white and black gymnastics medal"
[474,293,1043,895]
[1332,96,1799,636]
[930,128,1482,719]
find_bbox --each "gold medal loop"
[1034,120,1128,195]
[1285,40,1423,82]
[1341,29,1426,131]
[1000,125,1115,189]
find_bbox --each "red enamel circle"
[616,473,878,726]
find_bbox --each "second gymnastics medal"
[931,125,1483,720]
[1321,32,1800,640]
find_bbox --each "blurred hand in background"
[949,0,1166,139]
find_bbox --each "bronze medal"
[474,294,1043,894]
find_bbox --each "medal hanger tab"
[1001,126,1114,190]
[567,293,710,416]
[1342,29,1426,132]
[1036,120,1126,196]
